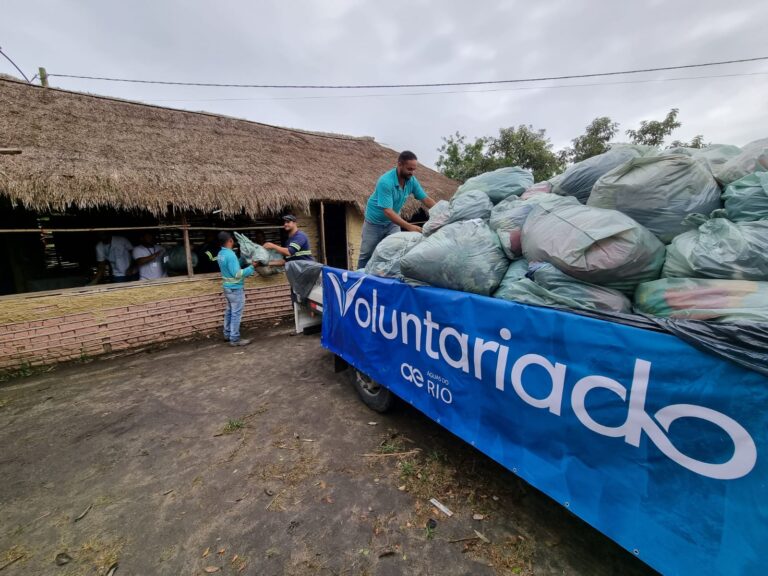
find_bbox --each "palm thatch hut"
[0,75,457,371]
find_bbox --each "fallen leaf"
[217,548,226,555]
[473,514,485,521]
[55,552,72,566]
[367,422,378,426]
[74,503,93,522]
[231,554,239,562]
[105,562,118,576]
[202,547,210,558]
[398,485,406,491]
[204,567,220,574]
[474,530,491,544]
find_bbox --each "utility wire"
[0,46,31,83]
[139,70,768,103]
[48,55,768,90]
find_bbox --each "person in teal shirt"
[217,231,255,346]
[358,150,436,269]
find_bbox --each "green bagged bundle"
[400,219,508,295]
[235,231,284,277]
[588,154,722,243]
[165,245,198,272]
[422,200,451,237]
[522,202,665,294]
[662,217,768,280]
[722,172,768,222]
[489,193,578,259]
[493,261,631,313]
[635,278,768,323]
[364,232,422,279]
[454,166,533,204]
[715,137,768,185]
[553,144,654,203]
[446,189,493,224]
[660,144,742,174]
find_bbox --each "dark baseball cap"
[282,214,297,222]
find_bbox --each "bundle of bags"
[234,232,284,277]
[362,136,768,324]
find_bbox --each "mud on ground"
[0,326,658,575]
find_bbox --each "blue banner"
[321,269,768,576]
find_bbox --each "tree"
[436,125,564,182]
[487,125,564,181]
[626,108,682,147]
[435,132,496,182]
[668,134,707,149]
[565,116,620,163]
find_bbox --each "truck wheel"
[350,369,394,413]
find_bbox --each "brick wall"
[0,278,292,372]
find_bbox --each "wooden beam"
[319,201,327,264]
[181,215,194,277]
[0,224,285,234]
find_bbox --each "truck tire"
[350,369,395,413]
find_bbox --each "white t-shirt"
[132,245,168,280]
[95,235,133,277]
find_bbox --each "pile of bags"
[362,136,768,323]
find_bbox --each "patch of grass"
[399,460,416,478]
[0,361,37,382]
[377,436,405,454]
[2,544,30,567]
[265,547,280,559]
[77,537,124,572]
[223,418,245,434]
[424,524,436,540]
[466,536,535,576]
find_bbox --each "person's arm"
[263,242,290,257]
[382,208,421,233]
[133,247,161,266]
[413,178,436,210]
[267,259,286,267]
[89,261,108,285]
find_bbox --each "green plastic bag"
[400,219,509,295]
[662,217,768,280]
[635,278,768,323]
[455,166,533,204]
[446,189,493,224]
[660,144,742,174]
[235,232,284,276]
[522,202,665,294]
[422,200,450,237]
[493,262,631,313]
[165,245,198,272]
[489,193,578,259]
[715,137,768,185]
[722,172,768,222]
[589,154,722,243]
[364,232,422,279]
[553,144,654,203]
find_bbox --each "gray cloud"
[3,0,767,171]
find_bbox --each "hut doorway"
[320,202,348,269]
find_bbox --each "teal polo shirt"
[365,168,427,225]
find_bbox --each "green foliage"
[435,132,495,182]
[626,108,682,147]
[223,418,245,434]
[668,134,707,149]
[565,116,620,163]
[436,126,564,182]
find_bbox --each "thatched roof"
[0,77,457,217]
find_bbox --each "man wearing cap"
[263,215,314,265]
[357,150,436,269]
[217,231,255,347]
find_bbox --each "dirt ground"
[0,325,659,576]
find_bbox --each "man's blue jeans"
[357,220,401,270]
[223,287,245,342]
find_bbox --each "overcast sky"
[3,0,767,169]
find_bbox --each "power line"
[0,46,31,83]
[47,55,768,90]
[139,70,768,103]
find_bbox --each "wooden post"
[181,214,194,277]
[38,67,49,87]
[319,201,328,264]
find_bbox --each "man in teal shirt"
[217,231,255,346]
[358,150,436,269]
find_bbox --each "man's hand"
[252,260,262,267]
[263,242,278,250]
[407,224,423,233]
